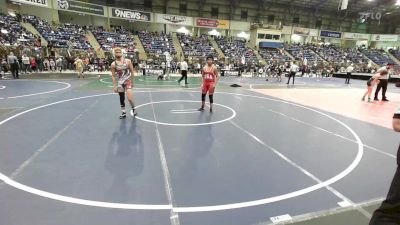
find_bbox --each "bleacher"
[91,26,136,53]
[259,48,291,63]
[138,31,176,56]
[0,14,36,46]
[315,45,369,65]
[285,44,323,63]
[177,34,215,58]
[214,36,257,63]
[389,49,400,61]
[23,15,91,50]
[361,49,397,66]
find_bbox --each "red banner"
[196,18,229,29]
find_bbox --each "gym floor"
[0,73,399,225]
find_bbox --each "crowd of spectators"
[214,36,257,63]
[177,34,215,58]
[0,14,37,47]
[23,15,91,50]
[259,48,291,63]
[314,45,369,65]
[285,44,323,63]
[91,26,136,54]
[138,31,176,56]
[361,48,397,66]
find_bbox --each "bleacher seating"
[138,31,176,56]
[23,15,91,50]
[177,34,215,58]
[259,48,291,63]
[389,49,400,61]
[315,45,369,65]
[91,26,136,54]
[214,36,257,63]
[0,14,36,46]
[361,49,397,66]
[285,44,323,63]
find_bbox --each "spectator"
[43,58,49,71]
[56,57,63,72]
[21,54,31,74]
[30,56,37,72]
[49,58,56,71]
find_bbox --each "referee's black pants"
[178,70,188,84]
[374,79,388,100]
[287,72,295,85]
[345,72,351,84]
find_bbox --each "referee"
[345,64,354,84]
[177,59,188,85]
[286,61,299,85]
[370,105,400,225]
[374,63,393,101]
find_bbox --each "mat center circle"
[134,100,236,126]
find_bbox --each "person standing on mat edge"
[374,63,393,102]
[111,47,137,119]
[199,55,219,113]
[345,63,354,84]
[287,61,299,85]
[369,104,400,225]
[178,58,189,86]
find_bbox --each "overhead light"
[396,0,400,6]
[237,31,249,39]
[177,26,189,34]
[291,34,301,42]
[208,29,220,36]
[386,12,392,15]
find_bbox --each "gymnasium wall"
[371,41,400,50]
[58,12,107,27]
[19,4,57,24]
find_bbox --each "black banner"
[111,7,151,22]
[56,0,105,16]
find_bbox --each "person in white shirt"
[345,64,354,84]
[197,63,201,74]
[177,59,189,86]
[56,57,63,73]
[49,58,56,71]
[21,54,30,74]
[287,61,299,85]
[374,63,393,101]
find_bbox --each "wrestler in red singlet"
[199,55,219,113]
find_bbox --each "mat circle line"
[0,90,364,213]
